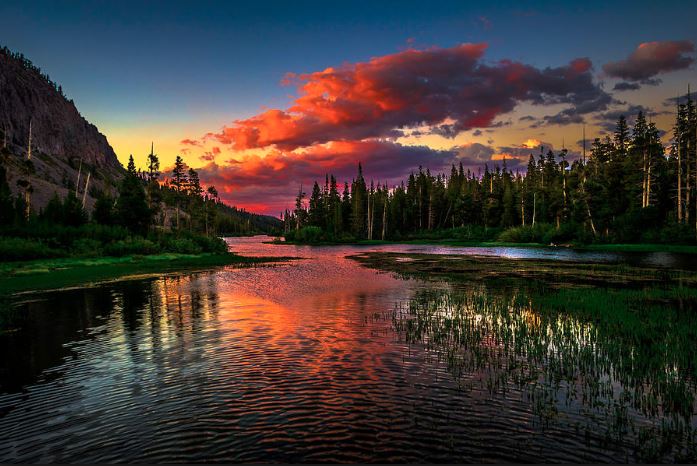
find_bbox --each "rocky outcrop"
[0,46,124,211]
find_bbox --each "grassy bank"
[0,252,293,295]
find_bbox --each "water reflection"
[395,284,697,461]
[1,237,696,462]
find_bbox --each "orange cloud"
[195,140,456,215]
[191,43,608,151]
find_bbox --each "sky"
[1,0,696,215]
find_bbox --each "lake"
[1,236,695,462]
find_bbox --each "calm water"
[1,237,695,462]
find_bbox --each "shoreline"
[346,250,697,289]
[269,238,697,254]
[0,252,295,296]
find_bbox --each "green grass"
[396,284,697,461]
[372,251,697,461]
[0,252,294,295]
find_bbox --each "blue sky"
[3,1,694,122]
[1,0,696,213]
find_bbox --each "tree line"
[1,46,68,99]
[0,144,272,237]
[284,94,697,244]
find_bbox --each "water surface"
[1,236,695,462]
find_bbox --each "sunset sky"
[1,0,696,215]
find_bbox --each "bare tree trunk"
[642,149,647,208]
[24,188,31,220]
[82,172,90,208]
[582,173,597,237]
[27,118,32,161]
[561,162,567,209]
[532,192,536,226]
[381,198,387,241]
[441,202,452,229]
[368,193,374,240]
[587,204,597,237]
[687,143,691,223]
[76,159,82,194]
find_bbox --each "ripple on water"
[1,236,694,462]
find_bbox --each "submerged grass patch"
[351,251,697,461]
[349,252,691,288]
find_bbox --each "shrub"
[166,238,202,254]
[70,238,102,256]
[542,222,580,244]
[498,223,555,243]
[0,237,64,261]
[103,238,159,257]
[657,222,697,245]
[294,226,324,244]
[188,233,228,253]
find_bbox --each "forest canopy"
[283,95,697,245]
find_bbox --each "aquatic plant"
[393,284,697,461]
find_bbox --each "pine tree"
[117,157,151,234]
[171,155,187,229]
[147,143,160,182]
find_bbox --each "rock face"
[0,46,123,211]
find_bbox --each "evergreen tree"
[117,156,151,234]
[0,164,16,226]
[93,192,117,225]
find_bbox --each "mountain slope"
[0,46,281,232]
[0,46,123,210]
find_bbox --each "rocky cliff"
[0,46,124,211]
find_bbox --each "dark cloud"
[664,94,697,107]
[542,110,585,126]
[594,104,651,132]
[191,44,611,151]
[603,40,695,81]
[576,139,595,150]
[613,82,641,91]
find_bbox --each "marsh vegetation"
[351,251,697,461]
